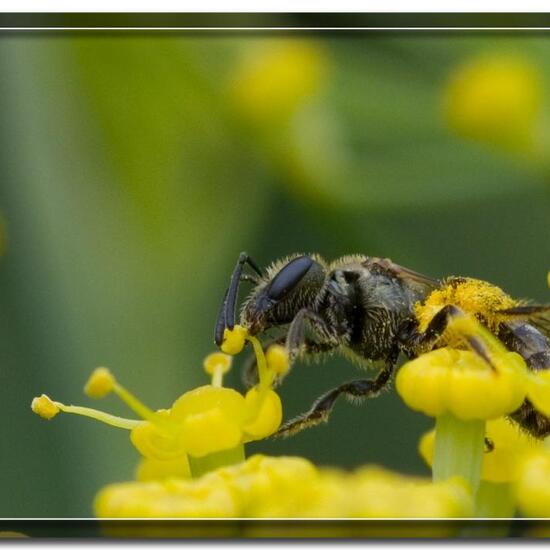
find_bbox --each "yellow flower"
[230,39,328,125]
[32,336,283,479]
[419,417,543,484]
[352,466,472,519]
[96,476,239,518]
[136,456,191,482]
[515,449,550,517]
[131,383,281,461]
[242,387,282,439]
[525,370,550,418]
[444,53,543,152]
[396,347,527,420]
[95,454,473,520]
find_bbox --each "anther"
[31,394,60,420]
[221,325,248,355]
[203,352,232,387]
[85,367,115,398]
[266,345,290,376]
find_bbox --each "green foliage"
[1,31,550,517]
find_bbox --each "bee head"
[242,255,326,335]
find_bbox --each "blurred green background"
[1,29,550,518]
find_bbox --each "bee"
[214,252,550,438]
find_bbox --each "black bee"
[214,252,550,438]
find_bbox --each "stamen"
[111,384,155,422]
[84,366,156,422]
[31,394,60,419]
[31,394,140,430]
[55,403,141,430]
[203,353,232,388]
[246,334,272,389]
[266,345,290,377]
[85,367,115,398]
[221,325,248,355]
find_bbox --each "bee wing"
[497,305,550,337]
[383,260,441,291]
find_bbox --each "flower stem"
[432,413,485,495]
[474,481,515,518]
[187,444,245,478]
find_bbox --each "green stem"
[188,444,245,478]
[433,413,485,495]
[474,481,515,518]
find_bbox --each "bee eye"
[267,256,314,300]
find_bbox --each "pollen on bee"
[415,278,518,334]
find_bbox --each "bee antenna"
[214,288,228,346]
[214,252,263,347]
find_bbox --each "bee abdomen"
[499,320,550,438]
[509,400,550,439]
[498,320,550,370]
[525,350,550,371]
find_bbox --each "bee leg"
[214,252,263,346]
[402,304,495,366]
[242,337,337,389]
[286,308,339,363]
[240,273,260,285]
[273,361,395,438]
[401,304,463,349]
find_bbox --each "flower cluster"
[420,417,543,485]
[444,53,543,154]
[32,298,550,525]
[230,39,328,125]
[32,327,288,479]
[396,309,550,518]
[515,449,550,518]
[95,453,473,520]
[397,314,550,424]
